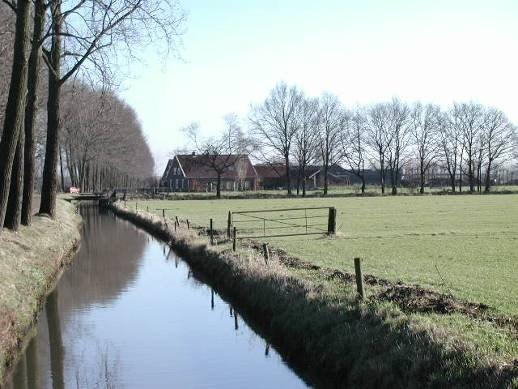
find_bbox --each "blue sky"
[120,0,518,173]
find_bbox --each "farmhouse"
[254,163,352,190]
[161,154,258,192]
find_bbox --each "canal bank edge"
[0,200,82,384]
[109,202,517,388]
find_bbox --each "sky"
[119,0,518,174]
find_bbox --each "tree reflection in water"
[8,204,146,389]
[6,204,310,389]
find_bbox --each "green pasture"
[132,194,518,315]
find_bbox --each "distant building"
[254,163,352,190]
[161,154,258,192]
[253,164,287,189]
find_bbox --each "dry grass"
[0,200,81,382]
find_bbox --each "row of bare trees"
[0,0,183,234]
[61,83,154,192]
[249,82,518,196]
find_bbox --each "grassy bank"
[0,200,81,382]
[112,201,517,388]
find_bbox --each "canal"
[6,205,309,388]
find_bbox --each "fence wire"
[231,207,331,239]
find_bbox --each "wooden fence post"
[233,227,237,252]
[186,219,190,229]
[210,218,214,245]
[263,243,269,265]
[354,257,365,299]
[328,207,337,235]
[162,209,165,218]
[227,211,232,238]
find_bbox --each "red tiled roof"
[253,164,322,178]
[253,164,286,178]
[175,154,257,179]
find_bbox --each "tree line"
[0,0,183,234]
[247,82,518,196]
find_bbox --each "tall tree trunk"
[4,130,24,230]
[216,173,221,198]
[394,161,400,195]
[450,172,455,193]
[302,164,306,197]
[21,0,45,226]
[361,176,366,194]
[468,157,474,192]
[459,166,463,192]
[379,157,385,194]
[484,160,493,193]
[285,155,291,195]
[323,163,329,195]
[39,1,62,216]
[0,0,31,232]
[59,145,65,192]
[477,161,482,193]
[419,160,425,194]
[296,166,300,196]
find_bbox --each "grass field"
[132,195,518,316]
[157,184,518,200]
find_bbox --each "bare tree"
[481,108,516,192]
[341,108,367,193]
[60,82,154,191]
[0,5,14,133]
[249,82,303,195]
[0,0,31,231]
[21,0,46,225]
[293,97,318,196]
[317,93,342,195]
[438,108,462,192]
[456,102,484,192]
[183,115,252,198]
[365,102,392,194]
[409,102,440,194]
[39,0,184,216]
[385,98,410,195]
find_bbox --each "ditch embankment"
[0,200,81,383]
[109,201,518,388]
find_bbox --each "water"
[6,206,309,389]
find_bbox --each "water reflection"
[25,338,38,389]
[46,291,64,389]
[7,205,308,388]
